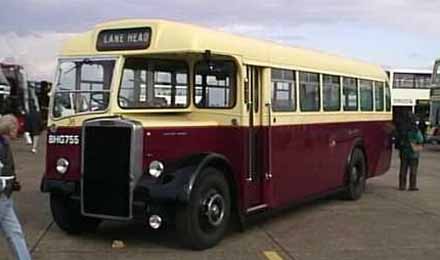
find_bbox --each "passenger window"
[299,72,320,112]
[271,69,296,112]
[375,82,384,111]
[323,75,341,111]
[385,82,391,111]
[119,59,189,108]
[360,79,373,111]
[195,61,235,108]
[343,77,358,111]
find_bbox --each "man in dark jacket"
[0,114,32,260]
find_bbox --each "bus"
[430,59,440,144]
[40,19,393,250]
[386,69,432,125]
[0,63,40,133]
[0,67,11,105]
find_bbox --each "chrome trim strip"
[246,204,268,213]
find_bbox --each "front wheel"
[176,168,231,250]
[343,148,367,200]
[50,194,101,234]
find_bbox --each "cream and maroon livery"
[41,19,392,250]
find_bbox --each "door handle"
[265,103,272,127]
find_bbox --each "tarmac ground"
[1,135,440,260]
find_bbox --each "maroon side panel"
[269,120,393,208]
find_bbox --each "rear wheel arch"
[346,138,368,178]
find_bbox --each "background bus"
[0,63,40,133]
[387,69,432,125]
[0,67,11,106]
[430,60,440,144]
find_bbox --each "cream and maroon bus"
[41,19,393,249]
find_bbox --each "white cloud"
[0,32,76,80]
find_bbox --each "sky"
[1,0,439,80]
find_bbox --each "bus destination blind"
[96,27,151,51]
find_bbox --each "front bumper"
[41,166,196,220]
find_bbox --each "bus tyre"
[343,149,366,200]
[176,168,231,250]
[50,194,101,234]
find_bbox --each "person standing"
[0,114,32,260]
[397,112,424,191]
[417,116,427,143]
[26,104,42,154]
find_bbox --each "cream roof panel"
[60,19,387,80]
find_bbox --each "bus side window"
[271,69,296,112]
[323,74,341,111]
[360,79,373,111]
[343,77,358,111]
[375,81,385,111]
[299,72,320,112]
[194,61,236,109]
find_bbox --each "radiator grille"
[82,126,132,218]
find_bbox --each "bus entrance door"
[245,66,272,213]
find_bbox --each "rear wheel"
[343,148,366,200]
[50,194,101,234]
[176,168,231,250]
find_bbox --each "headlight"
[149,161,164,178]
[56,158,69,175]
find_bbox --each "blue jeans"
[0,195,31,260]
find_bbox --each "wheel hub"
[204,193,225,227]
[351,166,359,184]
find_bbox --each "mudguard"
[40,177,76,195]
[139,153,236,204]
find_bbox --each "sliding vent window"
[323,75,341,111]
[360,80,373,111]
[299,72,320,112]
[271,69,296,112]
[119,59,189,108]
[343,77,358,111]
[375,82,385,111]
[195,61,235,108]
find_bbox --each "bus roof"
[386,68,432,74]
[61,19,387,81]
